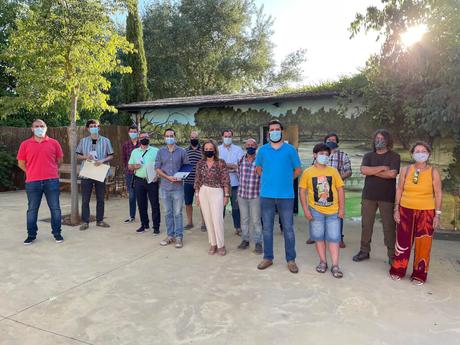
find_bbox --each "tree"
[142,0,306,98]
[121,0,149,103]
[3,0,133,224]
[350,0,460,148]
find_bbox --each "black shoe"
[254,243,263,254]
[24,236,36,245]
[238,240,249,250]
[124,217,135,223]
[152,228,160,236]
[136,226,146,233]
[201,224,207,232]
[352,251,370,262]
[54,234,64,243]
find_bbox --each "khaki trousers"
[199,185,225,248]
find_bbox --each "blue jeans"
[238,196,262,244]
[260,198,296,262]
[25,178,61,238]
[125,173,136,219]
[309,207,341,243]
[160,188,184,238]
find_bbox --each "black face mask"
[190,139,199,147]
[140,138,150,146]
[204,150,215,158]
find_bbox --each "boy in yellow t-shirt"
[299,143,345,278]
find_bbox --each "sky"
[135,0,383,85]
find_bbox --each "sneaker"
[184,224,194,230]
[254,243,263,254]
[152,228,160,236]
[160,236,175,246]
[234,228,242,236]
[79,223,89,231]
[175,237,183,248]
[135,226,146,233]
[96,221,111,228]
[201,224,207,232]
[237,240,249,250]
[24,237,36,245]
[54,234,64,243]
[306,238,315,244]
[124,217,135,223]
[352,251,370,262]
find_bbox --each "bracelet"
[435,210,442,215]
[224,194,230,197]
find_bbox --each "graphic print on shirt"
[312,175,333,207]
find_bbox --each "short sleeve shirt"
[17,136,64,182]
[76,135,114,167]
[299,165,344,214]
[128,146,159,179]
[155,145,188,191]
[255,143,301,199]
[218,144,244,187]
[361,150,401,202]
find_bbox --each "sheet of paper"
[79,160,110,182]
[146,163,158,184]
[173,172,190,180]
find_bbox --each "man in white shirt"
[218,129,244,235]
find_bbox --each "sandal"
[390,274,401,281]
[208,245,217,255]
[218,246,226,256]
[331,265,343,279]
[316,261,328,273]
[411,278,424,286]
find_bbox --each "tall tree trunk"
[69,93,80,225]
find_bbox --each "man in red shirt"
[17,119,64,245]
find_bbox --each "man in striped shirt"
[183,131,205,231]
[76,119,114,230]
[237,138,263,254]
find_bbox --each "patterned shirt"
[184,144,201,185]
[122,139,140,174]
[237,154,260,199]
[194,159,230,193]
[329,150,352,177]
[76,135,114,175]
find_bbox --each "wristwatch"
[435,210,442,215]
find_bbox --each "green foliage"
[350,0,460,148]
[142,0,306,98]
[1,0,134,118]
[121,0,149,102]
[0,144,16,189]
[444,142,460,192]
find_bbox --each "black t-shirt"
[361,150,401,202]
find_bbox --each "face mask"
[204,150,215,158]
[190,139,199,147]
[33,127,47,138]
[165,137,175,145]
[413,152,429,163]
[223,137,232,145]
[89,127,99,135]
[140,138,150,146]
[316,154,329,165]
[326,141,338,149]
[269,130,282,143]
[129,133,138,139]
[246,147,256,155]
[375,139,386,149]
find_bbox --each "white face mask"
[412,152,429,163]
[316,154,329,165]
[33,127,47,137]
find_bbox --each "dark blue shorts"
[184,183,195,205]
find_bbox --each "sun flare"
[400,24,428,47]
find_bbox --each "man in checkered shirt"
[236,138,263,254]
[306,132,352,248]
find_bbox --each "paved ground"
[1,191,460,345]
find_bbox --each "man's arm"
[375,169,398,179]
[57,157,63,168]
[294,167,302,179]
[256,166,262,176]
[18,160,26,173]
[360,165,388,176]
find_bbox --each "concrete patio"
[1,190,459,345]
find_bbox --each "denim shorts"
[309,207,341,243]
[183,183,195,205]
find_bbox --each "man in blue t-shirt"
[255,119,302,273]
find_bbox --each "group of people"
[17,118,443,284]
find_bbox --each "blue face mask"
[129,132,138,139]
[223,137,232,145]
[33,127,47,137]
[326,141,338,149]
[269,130,282,142]
[165,137,175,145]
[316,154,329,165]
[89,127,99,135]
[246,147,256,155]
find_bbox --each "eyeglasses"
[413,169,420,184]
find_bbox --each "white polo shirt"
[218,143,244,187]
